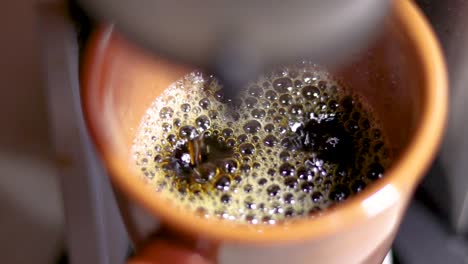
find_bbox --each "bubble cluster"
[132,62,391,224]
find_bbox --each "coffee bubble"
[273,77,293,93]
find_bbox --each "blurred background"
[0,0,467,263]
[0,0,64,263]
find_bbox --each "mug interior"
[82,0,445,243]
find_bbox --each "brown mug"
[81,1,447,263]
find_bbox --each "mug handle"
[127,239,210,264]
[127,226,216,264]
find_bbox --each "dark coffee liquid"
[132,63,391,224]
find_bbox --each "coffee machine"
[76,0,391,98]
[38,0,467,263]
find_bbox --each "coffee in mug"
[132,62,391,224]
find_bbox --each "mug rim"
[81,0,447,243]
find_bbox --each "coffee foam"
[132,62,391,224]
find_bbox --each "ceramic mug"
[82,1,447,263]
